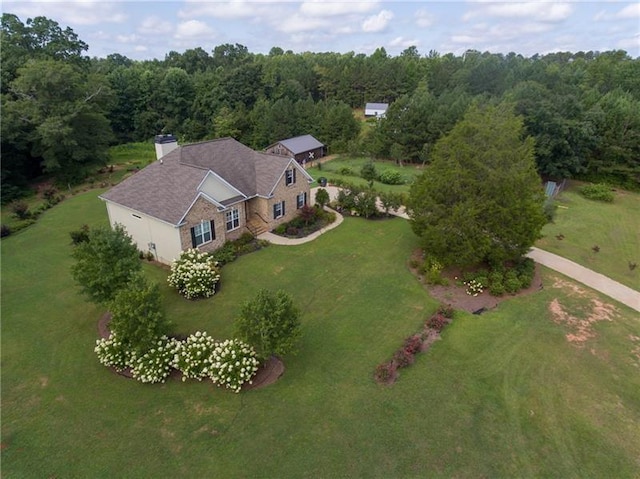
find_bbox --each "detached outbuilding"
[364,102,389,118]
[265,134,326,165]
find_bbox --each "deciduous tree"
[235,289,301,361]
[71,224,141,305]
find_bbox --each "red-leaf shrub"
[393,348,415,368]
[426,313,447,332]
[403,335,423,355]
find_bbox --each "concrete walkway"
[261,186,640,312]
[527,247,640,312]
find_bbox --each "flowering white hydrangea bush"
[168,249,220,300]
[209,339,260,393]
[464,279,484,297]
[172,331,216,381]
[95,333,131,371]
[129,336,180,384]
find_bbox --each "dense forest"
[2,13,639,202]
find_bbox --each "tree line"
[2,13,639,202]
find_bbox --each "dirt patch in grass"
[548,277,618,345]
[408,249,543,313]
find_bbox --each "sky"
[3,1,639,60]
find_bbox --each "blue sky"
[3,1,639,60]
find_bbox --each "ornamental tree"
[407,102,546,267]
[109,273,170,353]
[235,289,301,361]
[70,224,141,304]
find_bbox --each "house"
[364,102,389,118]
[265,134,325,165]
[100,136,313,264]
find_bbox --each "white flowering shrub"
[129,336,180,383]
[209,339,260,393]
[95,334,131,371]
[168,249,220,300]
[172,331,216,381]
[464,279,484,296]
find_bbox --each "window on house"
[296,192,307,209]
[225,208,240,231]
[285,168,296,186]
[273,201,285,219]
[191,220,214,248]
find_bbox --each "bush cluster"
[210,233,268,266]
[273,205,336,238]
[461,259,535,297]
[374,305,454,384]
[168,249,221,299]
[95,331,260,391]
[579,183,614,202]
[378,170,404,185]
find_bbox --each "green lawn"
[307,156,424,194]
[2,190,640,477]
[538,186,640,290]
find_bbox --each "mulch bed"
[408,249,543,314]
[97,313,284,388]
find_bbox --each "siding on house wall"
[105,202,182,264]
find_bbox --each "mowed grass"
[2,191,640,478]
[538,186,640,290]
[307,156,424,194]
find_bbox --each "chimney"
[154,134,178,160]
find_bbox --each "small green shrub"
[314,188,330,208]
[437,304,455,319]
[378,170,404,185]
[489,281,505,296]
[338,166,354,176]
[360,161,378,182]
[210,242,237,266]
[69,224,90,245]
[10,200,30,220]
[579,183,614,202]
[422,257,447,285]
[1,224,12,238]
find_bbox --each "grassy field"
[306,156,424,194]
[1,142,155,233]
[538,186,640,290]
[2,190,640,478]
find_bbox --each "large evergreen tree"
[407,103,546,267]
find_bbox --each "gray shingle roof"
[101,138,292,225]
[275,134,324,155]
[365,102,389,111]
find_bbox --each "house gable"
[198,171,246,205]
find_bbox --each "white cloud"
[617,33,640,51]
[464,2,573,23]
[362,10,393,33]
[616,3,640,19]
[175,20,214,39]
[138,16,173,36]
[300,0,380,17]
[276,14,331,34]
[389,37,420,49]
[134,45,149,53]
[415,8,435,28]
[179,0,276,19]
[5,0,127,25]
[116,34,139,44]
